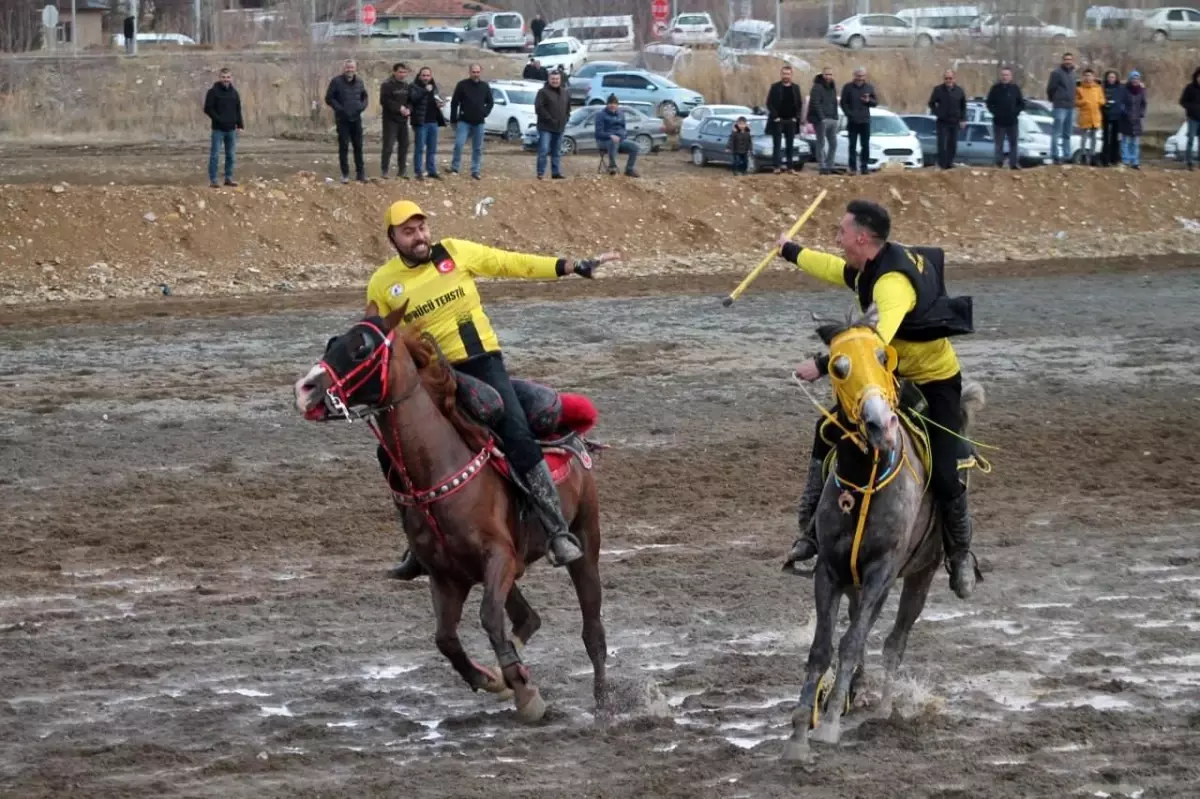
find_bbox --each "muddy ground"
[2,265,1200,798]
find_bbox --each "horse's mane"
[397,327,493,452]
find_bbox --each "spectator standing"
[324,59,369,183]
[1180,67,1200,171]
[840,68,877,175]
[986,67,1025,169]
[1100,70,1124,167]
[450,63,493,179]
[1075,68,1104,165]
[203,67,243,188]
[523,58,549,82]
[531,13,546,46]
[1120,71,1147,170]
[379,62,411,179]
[534,70,570,180]
[1046,52,1077,165]
[408,66,447,180]
[728,116,752,176]
[804,66,839,175]
[766,65,803,173]
[595,94,640,177]
[928,69,967,169]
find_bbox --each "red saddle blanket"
[489,393,598,486]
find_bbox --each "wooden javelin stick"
[721,188,828,308]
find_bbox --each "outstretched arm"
[775,235,849,287]
[453,239,621,280]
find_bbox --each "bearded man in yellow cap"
[370,200,621,580]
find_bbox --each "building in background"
[56,0,109,49]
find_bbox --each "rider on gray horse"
[779,199,980,599]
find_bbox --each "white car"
[1141,7,1200,42]
[1165,120,1194,160]
[826,14,942,49]
[971,13,1075,43]
[666,12,719,45]
[678,104,753,148]
[965,102,1085,161]
[532,37,588,76]
[836,108,924,171]
[485,80,541,141]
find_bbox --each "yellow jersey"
[791,248,961,384]
[366,238,561,363]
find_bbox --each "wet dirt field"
[2,267,1200,798]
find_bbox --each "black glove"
[574,258,599,279]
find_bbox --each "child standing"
[1075,68,1104,165]
[728,116,753,175]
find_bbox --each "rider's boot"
[941,490,982,599]
[784,459,826,567]
[525,460,584,567]
[386,549,426,580]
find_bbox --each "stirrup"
[782,537,819,577]
[944,550,983,583]
[545,532,584,567]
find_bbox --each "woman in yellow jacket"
[1076,68,1105,165]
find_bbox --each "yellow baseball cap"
[385,200,426,228]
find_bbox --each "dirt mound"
[3,168,1200,305]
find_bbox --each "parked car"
[678,104,754,148]
[1140,7,1200,42]
[717,19,777,56]
[584,70,704,118]
[1164,120,1192,160]
[532,37,589,75]
[971,14,1075,43]
[485,80,541,142]
[826,14,942,49]
[688,114,809,173]
[833,108,924,171]
[964,102,1083,161]
[895,6,981,38]
[461,11,527,51]
[399,26,465,44]
[521,103,667,155]
[901,115,1051,166]
[666,12,720,45]
[567,60,629,105]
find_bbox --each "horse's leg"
[567,476,607,710]
[480,548,545,723]
[430,577,503,694]
[810,563,893,746]
[782,560,842,763]
[879,562,938,717]
[505,583,541,648]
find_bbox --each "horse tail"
[960,380,986,437]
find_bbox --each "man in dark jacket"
[324,59,369,183]
[531,13,546,45]
[534,70,570,179]
[203,67,243,188]
[804,67,839,174]
[841,68,878,175]
[523,58,549,82]
[379,62,411,179]
[1180,67,1200,171]
[928,69,967,169]
[407,66,447,180]
[594,94,639,177]
[449,63,494,179]
[766,65,803,173]
[1045,52,1077,164]
[986,67,1025,169]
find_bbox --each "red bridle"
[317,320,395,420]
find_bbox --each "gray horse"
[782,304,986,762]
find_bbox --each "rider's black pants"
[453,351,544,476]
[809,372,964,502]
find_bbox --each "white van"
[543,15,634,52]
[895,6,980,37]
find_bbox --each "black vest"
[843,242,974,342]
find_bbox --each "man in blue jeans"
[450,64,493,179]
[594,94,640,177]
[1046,52,1077,164]
[534,71,570,179]
[203,67,243,187]
[407,66,446,181]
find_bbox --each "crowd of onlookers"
[200,55,1200,186]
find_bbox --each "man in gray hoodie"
[1046,52,1077,165]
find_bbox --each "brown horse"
[292,303,606,722]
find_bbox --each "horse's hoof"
[810,720,841,745]
[781,737,814,763]
[476,664,512,698]
[516,688,547,723]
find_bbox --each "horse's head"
[816,303,900,453]
[293,302,411,421]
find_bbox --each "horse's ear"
[859,303,880,330]
[382,299,409,332]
